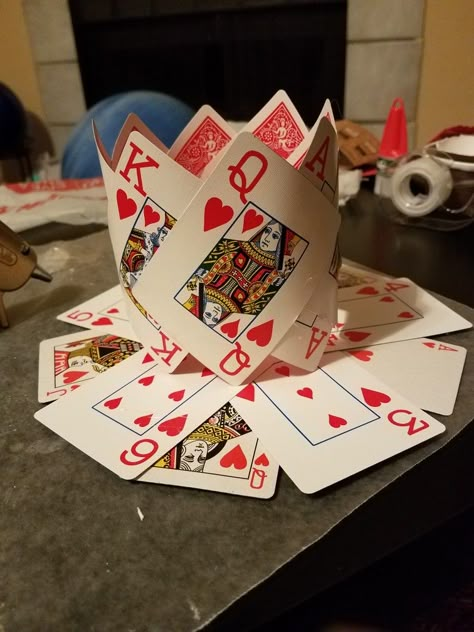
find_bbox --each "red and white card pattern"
[168,105,235,177]
[241,89,306,160]
[231,353,446,494]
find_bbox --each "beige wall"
[0,0,44,118]
[416,0,474,145]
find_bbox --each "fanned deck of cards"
[35,91,472,497]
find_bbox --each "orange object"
[379,98,408,159]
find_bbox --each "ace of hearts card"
[345,337,467,416]
[134,131,340,384]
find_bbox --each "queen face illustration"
[202,301,223,326]
[179,440,208,471]
[259,221,282,252]
[177,212,306,331]
[158,226,169,245]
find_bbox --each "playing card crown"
[94,91,341,384]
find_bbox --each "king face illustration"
[120,208,176,291]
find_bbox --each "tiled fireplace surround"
[24,0,424,159]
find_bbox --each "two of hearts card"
[35,91,471,497]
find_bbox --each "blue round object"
[61,91,195,179]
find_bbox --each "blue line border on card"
[255,367,381,446]
[91,362,218,437]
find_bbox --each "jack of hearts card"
[38,330,142,402]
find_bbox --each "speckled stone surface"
[1,228,473,632]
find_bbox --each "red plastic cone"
[379,98,408,159]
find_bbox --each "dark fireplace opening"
[69,0,347,125]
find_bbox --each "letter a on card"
[272,114,340,372]
[300,116,338,206]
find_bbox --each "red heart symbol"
[104,397,122,410]
[219,444,247,470]
[329,414,347,429]
[255,453,269,467]
[168,389,185,402]
[220,319,240,339]
[62,370,88,384]
[138,376,154,386]
[91,317,113,327]
[236,383,255,402]
[242,208,264,233]
[380,296,394,302]
[423,341,436,349]
[398,311,414,319]
[201,367,214,378]
[275,365,290,376]
[134,413,153,428]
[343,330,371,343]
[361,387,391,407]
[297,387,313,399]
[142,353,154,364]
[203,196,234,232]
[143,204,160,227]
[357,286,378,295]
[246,320,273,347]
[70,385,80,391]
[348,349,373,362]
[116,188,137,220]
[158,414,187,436]
[107,307,120,313]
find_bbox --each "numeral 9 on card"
[120,439,159,466]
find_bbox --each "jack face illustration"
[54,334,142,386]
